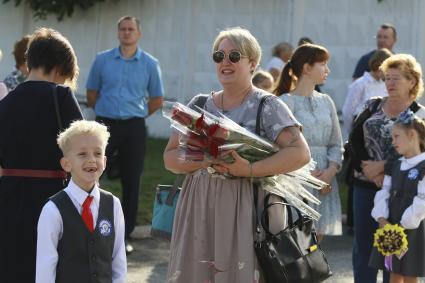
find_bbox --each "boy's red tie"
[82,196,94,233]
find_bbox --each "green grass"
[100,136,350,225]
[99,137,175,225]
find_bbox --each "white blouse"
[371,152,425,229]
[342,72,387,135]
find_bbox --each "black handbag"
[254,191,332,283]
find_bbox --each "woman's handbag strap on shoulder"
[52,85,63,131]
[255,94,271,135]
[253,94,270,225]
[348,96,382,171]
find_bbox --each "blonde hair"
[212,27,262,67]
[252,70,274,86]
[380,53,424,99]
[57,120,110,154]
[394,118,425,152]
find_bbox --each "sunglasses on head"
[212,50,247,63]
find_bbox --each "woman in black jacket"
[0,28,83,282]
[349,54,425,283]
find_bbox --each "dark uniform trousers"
[96,116,146,238]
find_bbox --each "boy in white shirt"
[36,120,127,283]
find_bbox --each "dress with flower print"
[280,91,344,235]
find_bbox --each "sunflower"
[373,224,408,257]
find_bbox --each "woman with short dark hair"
[0,27,82,282]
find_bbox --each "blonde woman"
[349,54,425,283]
[164,27,310,283]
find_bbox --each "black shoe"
[125,240,134,255]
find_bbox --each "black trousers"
[97,116,146,238]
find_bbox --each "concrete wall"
[1,0,424,137]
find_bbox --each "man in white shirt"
[343,48,393,135]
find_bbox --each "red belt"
[2,168,67,179]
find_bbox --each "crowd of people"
[0,16,424,283]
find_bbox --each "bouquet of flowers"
[373,223,408,271]
[163,101,329,220]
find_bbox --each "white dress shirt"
[371,152,425,229]
[265,56,285,72]
[342,72,387,135]
[36,179,127,283]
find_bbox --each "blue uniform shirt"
[86,47,164,119]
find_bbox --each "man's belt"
[2,168,67,179]
[96,116,144,124]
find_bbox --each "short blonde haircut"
[212,27,262,67]
[380,53,424,99]
[57,120,110,154]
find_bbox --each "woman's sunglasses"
[212,50,247,63]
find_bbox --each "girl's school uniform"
[370,153,425,276]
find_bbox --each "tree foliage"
[3,0,111,21]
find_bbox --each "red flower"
[171,107,195,127]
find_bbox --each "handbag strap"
[261,199,307,235]
[52,85,63,130]
[253,95,271,235]
[163,175,185,206]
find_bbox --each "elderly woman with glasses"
[349,54,425,283]
[164,27,310,282]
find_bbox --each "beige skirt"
[167,169,286,283]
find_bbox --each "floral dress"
[280,91,344,235]
[167,90,301,283]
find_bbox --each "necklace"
[221,88,252,113]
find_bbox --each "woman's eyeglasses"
[212,50,247,63]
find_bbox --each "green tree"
[3,0,117,21]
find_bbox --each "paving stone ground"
[126,225,424,283]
